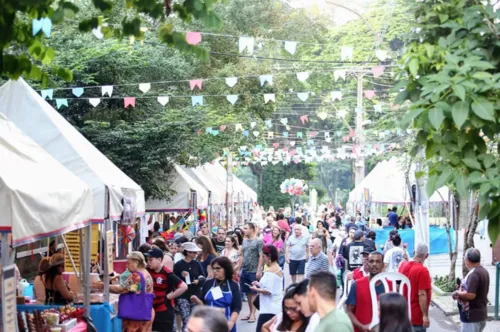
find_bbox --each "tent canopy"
[146,165,209,212]
[186,166,227,205]
[210,162,258,202]
[0,114,94,247]
[0,79,145,222]
[349,157,449,204]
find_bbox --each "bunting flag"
[191,96,204,106]
[102,85,113,97]
[55,99,68,109]
[189,79,203,91]
[32,17,52,37]
[124,97,136,108]
[250,122,256,128]
[264,93,275,104]
[289,141,296,146]
[92,26,103,39]
[296,72,310,82]
[186,31,202,45]
[334,70,346,81]
[89,98,101,107]
[284,41,297,55]
[253,131,260,137]
[72,87,84,97]
[139,83,151,93]
[41,89,53,100]
[220,125,226,131]
[374,104,382,113]
[317,112,328,120]
[355,107,363,114]
[300,115,309,124]
[157,96,169,106]
[375,50,388,61]
[364,90,376,100]
[325,132,330,138]
[297,92,309,102]
[280,118,288,125]
[325,137,332,143]
[297,132,303,139]
[337,109,347,119]
[331,90,342,101]
[371,66,385,78]
[239,36,255,54]
[235,124,243,131]
[309,132,318,138]
[265,119,273,128]
[225,77,238,87]
[242,130,249,137]
[260,75,273,86]
[206,127,213,134]
[283,132,289,138]
[268,132,274,138]
[226,95,239,105]
[307,140,314,146]
[341,46,353,61]
[197,129,201,136]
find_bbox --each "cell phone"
[244,283,253,288]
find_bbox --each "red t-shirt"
[398,261,431,325]
[147,266,183,312]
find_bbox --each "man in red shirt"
[146,247,188,332]
[398,243,431,331]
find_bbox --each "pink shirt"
[263,233,284,252]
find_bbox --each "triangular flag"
[334,70,346,81]
[297,92,309,102]
[197,129,201,136]
[186,31,202,45]
[220,125,226,132]
[364,90,376,100]
[124,97,136,108]
[206,127,213,134]
[290,141,296,147]
[300,115,309,124]
[225,77,238,87]
[33,17,52,37]
[296,72,310,82]
[331,91,342,102]
[336,131,343,137]
[284,41,297,55]
[273,143,279,149]
[283,132,289,138]
[250,122,257,128]
[265,119,273,128]
[55,99,68,109]
[341,46,353,61]
[307,140,314,146]
[242,130,249,137]
[268,132,274,138]
[191,96,204,106]
[89,98,101,107]
[212,130,220,136]
[280,118,288,125]
[325,132,330,138]
[139,83,151,93]
[375,50,388,61]
[355,107,363,114]
[317,112,328,120]
[72,87,84,97]
[189,79,203,91]
[41,89,53,100]
[374,104,382,113]
[264,93,275,104]
[239,36,255,54]
[297,132,303,139]
[92,26,103,39]
[260,75,273,87]
[157,96,169,106]
[253,131,260,137]
[227,95,239,105]
[337,109,347,118]
[371,66,385,78]
[235,124,243,131]
[102,85,113,97]
[309,132,318,138]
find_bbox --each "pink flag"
[371,66,385,78]
[349,129,356,137]
[124,97,136,108]
[364,90,376,100]
[220,125,226,132]
[186,32,202,45]
[189,79,203,91]
[374,143,380,149]
[283,148,289,152]
[342,136,350,142]
[197,129,201,136]
[273,143,279,148]
[309,131,318,138]
[300,115,308,124]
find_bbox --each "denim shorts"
[240,269,257,294]
[289,259,306,275]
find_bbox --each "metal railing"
[495,262,500,320]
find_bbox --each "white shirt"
[384,246,405,272]
[259,270,284,314]
[305,313,320,332]
[174,252,185,263]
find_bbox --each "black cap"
[145,247,163,259]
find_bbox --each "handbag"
[118,271,154,321]
[253,294,260,311]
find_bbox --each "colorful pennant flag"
[225,77,238,87]
[139,83,151,93]
[297,132,303,138]
[334,70,346,81]
[124,97,136,108]
[280,118,288,125]
[41,89,53,100]
[157,96,169,106]
[89,98,101,107]
[32,17,52,37]
[239,36,255,54]
[374,104,382,113]
[317,112,328,120]
[300,115,309,124]
[253,131,260,137]
[260,75,273,86]
[55,99,68,109]
[283,132,289,138]
[364,90,376,99]
[268,132,274,138]
[264,93,275,104]
[235,124,243,131]
[242,130,249,137]
[296,72,310,82]
[220,125,226,132]
[375,50,388,61]
[102,85,113,97]
[265,119,273,128]
[186,31,202,45]
[72,87,84,97]
[331,90,342,102]
[250,122,256,128]
[189,79,203,91]
[227,95,239,105]
[284,41,297,55]
[297,92,309,102]
[341,46,353,61]
[371,66,385,78]
[191,96,204,106]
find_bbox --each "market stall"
[0,113,94,332]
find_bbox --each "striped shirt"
[305,252,330,278]
[147,266,183,312]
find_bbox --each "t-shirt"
[263,226,273,236]
[173,259,205,299]
[388,212,398,226]
[211,238,226,255]
[241,237,264,272]
[305,313,320,332]
[345,222,357,233]
[363,239,377,253]
[344,241,365,271]
[199,254,216,276]
[345,280,386,307]
[305,252,330,278]
[200,278,242,314]
[147,266,183,312]
[398,261,431,325]
[459,265,490,322]
[263,233,284,252]
[287,235,309,261]
[315,308,353,332]
[384,247,405,272]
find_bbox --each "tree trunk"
[462,194,479,278]
[447,191,459,282]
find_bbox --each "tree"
[396,0,500,246]
[0,0,223,85]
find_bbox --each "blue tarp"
[373,226,455,257]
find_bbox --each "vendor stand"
[0,113,94,331]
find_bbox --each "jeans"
[412,325,426,332]
[461,321,487,332]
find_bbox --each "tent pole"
[103,186,110,303]
[83,224,92,317]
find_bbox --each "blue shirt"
[388,212,398,226]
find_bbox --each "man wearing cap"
[343,231,366,272]
[146,247,188,332]
[350,250,370,281]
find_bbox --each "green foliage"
[433,275,456,293]
[0,0,224,85]
[396,0,500,243]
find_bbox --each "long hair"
[228,235,239,249]
[378,293,413,332]
[317,234,328,254]
[44,266,61,287]
[277,286,309,332]
[271,226,281,243]
[195,236,218,258]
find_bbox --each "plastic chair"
[368,272,411,329]
[336,271,353,310]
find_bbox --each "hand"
[452,291,459,300]
[190,295,201,304]
[252,281,261,288]
[360,325,371,332]
[227,320,236,331]
[346,272,353,281]
[423,315,430,328]
[193,279,199,285]
[261,316,277,332]
[256,271,262,280]
[182,271,189,277]
[249,286,259,292]
[286,258,290,264]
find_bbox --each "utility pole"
[226,153,233,229]
[354,71,366,186]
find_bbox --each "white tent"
[146,165,209,212]
[210,162,258,203]
[0,79,145,222]
[0,113,94,247]
[187,166,227,205]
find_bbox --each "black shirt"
[211,238,226,255]
[173,259,206,299]
[344,241,366,271]
[201,278,242,313]
[363,239,377,252]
